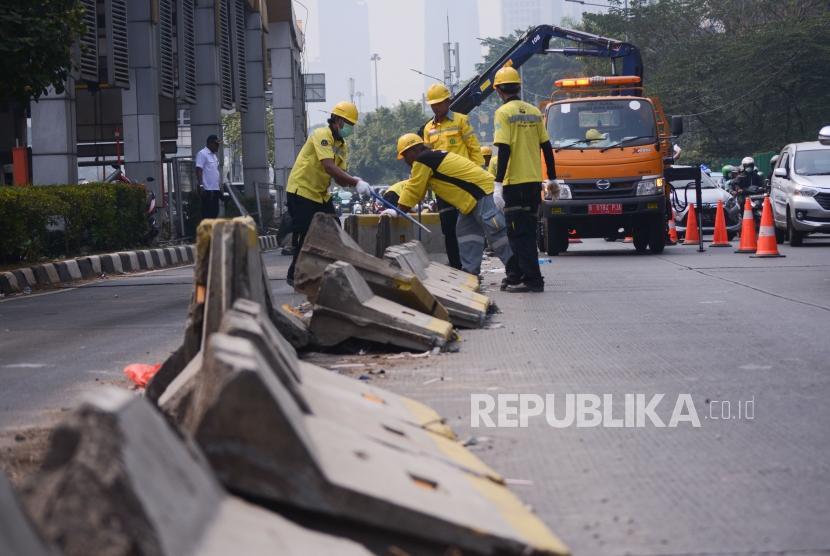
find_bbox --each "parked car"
[338,190,355,214]
[770,126,830,246]
[671,170,741,239]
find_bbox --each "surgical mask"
[339,123,354,138]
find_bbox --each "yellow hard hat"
[494,66,521,87]
[331,101,359,125]
[585,128,604,141]
[396,133,424,159]
[426,83,451,105]
[480,145,493,157]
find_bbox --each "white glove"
[381,208,398,217]
[543,179,560,199]
[492,181,505,211]
[355,179,371,196]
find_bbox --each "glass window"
[794,149,830,176]
[548,99,656,149]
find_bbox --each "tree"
[347,102,430,184]
[222,107,277,177]
[0,0,85,103]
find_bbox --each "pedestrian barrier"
[385,245,490,329]
[751,197,785,258]
[13,388,377,556]
[310,261,453,350]
[294,214,450,322]
[735,198,759,253]
[343,213,444,258]
[710,200,732,247]
[683,203,701,245]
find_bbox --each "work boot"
[500,274,522,291]
[504,278,544,293]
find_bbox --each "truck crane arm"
[449,25,643,115]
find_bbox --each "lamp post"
[370,53,381,110]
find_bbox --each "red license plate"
[588,203,623,215]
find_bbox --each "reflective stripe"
[439,207,456,214]
[428,127,460,136]
[489,235,509,249]
[457,234,486,245]
[462,131,475,139]
[508,114,542,123]
[759,225,775,236]
[503,205,531,213]
[743,209,754,219]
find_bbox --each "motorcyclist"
[721,164,737,189]
[731,157,763,193]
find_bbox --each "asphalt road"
[1,236,829,555]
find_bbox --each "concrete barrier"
[18,388,374,556]
[310,262,453,351]
[343,213,445,257]
[295,213,449,322]
[0,473,56,556]
[399,240,480,291]
[184,333,568,556]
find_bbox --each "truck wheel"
[648,217,666,254]
[546,220,568,256]
[787,212,804,247]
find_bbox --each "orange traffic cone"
[568,229,583,244]
[683,203,700,245]
[710,200,731,247]
[667,209,678,245]
[751,196,785,258]
[734,198,758,253]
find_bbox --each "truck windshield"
[549,99,657,150]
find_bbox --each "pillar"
[30,82,78,184]
[191,0,223,165]
[269,21,301,191]
[242,9,269,196]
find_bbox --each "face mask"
[339,123,354,138]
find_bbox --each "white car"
[770,126,830,246]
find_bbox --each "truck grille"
[814,193,830,210]
[569,180,637,199]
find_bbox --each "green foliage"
[0,0,85,102]
[222,106,276,172]
[0,184,148,264]
[347,102,431,184]
[581,0,830,161]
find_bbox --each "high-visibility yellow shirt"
[493,99,548,185]
[286,126,347,203]
[422,112,484,166]
[487,155,498,177]
[400,150,494,215]
[382,180,407,204]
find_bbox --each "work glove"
[492,181,505,211]
[380,208,398,217]
[355,179,371,197]
[543,179,560,199]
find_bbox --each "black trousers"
[503,182,542,284]
[437,197,462,269]
[286,192,337,281]
[201,189,221,219]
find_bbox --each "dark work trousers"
[201,189,221,219]
[437,196,462,269]
[502,182,543,285]
[286,192,337,282]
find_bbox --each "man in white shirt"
[195,134,222,219]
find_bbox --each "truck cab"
[539,78,676,254]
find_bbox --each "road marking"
[2,363,52,368]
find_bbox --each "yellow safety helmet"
[585,128,604,141]
[480,145,493,157]
[331,101,359,125]
[396,133,424,159]
[494,66,521,87]
[426,83,451,105]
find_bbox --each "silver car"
[770,126,830,246]
[671,171,741,239]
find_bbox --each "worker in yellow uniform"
[492,66,557,293]
[381,179,407,206]
[487,154,498,177]
[419,83,484,270]
[480,145,493,169]
[285,101,371,286]
[388,133,518,277]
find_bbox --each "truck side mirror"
[671,115,683,136]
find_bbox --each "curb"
[0,235,279,296]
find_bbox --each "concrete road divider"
[182,332,568,555]
[343,213,445,257]
[295,213,450,322]
[385,245,490,329]
[310,261,453,351]
[399,240,481,292]
[0,473,56,556]
[16,388,374,556]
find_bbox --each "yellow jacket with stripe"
[382,180,407,205]
[286,126,347,203]
[400,150,494,215]
[493,99,548,185]
[422,112,485,166]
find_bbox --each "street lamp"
[370,53,381,111]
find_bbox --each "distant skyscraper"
[423,0,481,95]
[308,0,371,120]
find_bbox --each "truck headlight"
[556,181,572,200]
[794,186,817,197]
[636,179,658,196]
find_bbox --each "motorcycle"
[733,184,766,226]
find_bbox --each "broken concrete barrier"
[19,388,375,556]
[310,261,453,351]
[397,240,481,292]
[294,213,450,322]
[385,246,490,328]
[0,473,56,556]
[186,333,569,556]
[343,213,445,257]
